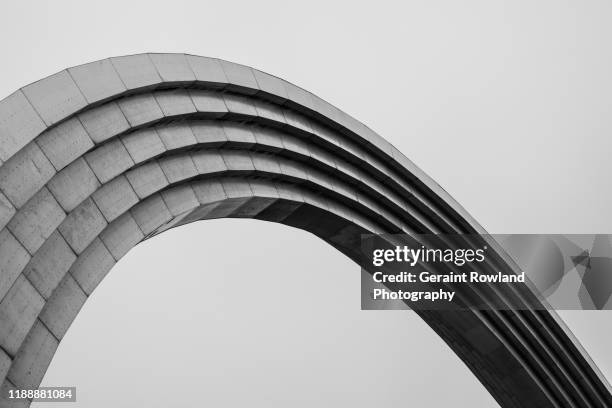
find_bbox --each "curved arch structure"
[0,53,609,407]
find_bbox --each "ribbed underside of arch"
[0,53,609,408]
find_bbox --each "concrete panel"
[130,194,172,236]
[186,55,227,87]
[68,58,127,103]
[283,81,315,112]
[0,191,15,231]
[191,151,228,174]
[0,348,10,386]
[0,230,30,301]
[309,120,343,150]
[283,109,312,134]
[0,91,46,163]
[223,94,257,117]
[121,128,166,164]
[7,188,65,254]
[78,102,130,144]
[158,155,197,183]
[22,70,87,126]
[253,100,287,124]
[160,185,198,216]
[156,123,196,150]
[99,212,144,260]
[58,198,107,254]
[0,143,55,208]
[190,122,227,146]
[7,320,58,388]
[35,118,94,170]
[218,60,259,94]
[278,159,308,181]
[231,197,276,218]
[92,175,139,222]
[220,179,252,198]
[221,123,256,146]
[252,127,284,152]
[69,238,115,295]
[47,158,100,212]
[0,275,44,356]
[125,162,169,198]
[149,53,196,83]
[84,139,134,184]
[39,274,87,339]
[189,90,227,116]
[248,180,280,199]
[253,70,289,103]
[250,152,282,174]
[111,54,162,90]
[191,179,227,204]
[118,93,163,127]
[281,134,311,159]
[221,151,255,171]
[23,231,76,300]
[0,380,29,408]
[154,89,196,117]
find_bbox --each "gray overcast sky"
[0,0,610,406]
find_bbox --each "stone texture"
[253,100,287,123]
[7,188,65,254]
[39,274,87,339]
[22,70,87,126]
[92,176,139,222]
[221,150,255,171]
[158,155,197,183]
[149,53,196,83]
[78,102,130,144]
[156,123,197,150]
[223,94,257,117]
[0,91,46,162]
[125,161,169,199]
[0,190,16,231]
[0,275,44,356]
[154,89,196,117]
[160,185,199,216]
[47,158,100,212]
[22,231,76,300]
[99,212,143,260]
[191,150,228,174]
[186,55,227,87]
[130,194,172,235]
[221,123,256,146]
[69,238,115,295]
[121,128,166,164]
[35,118,94,170]
[0,348,10,386]
[0,143,55,208]
[111,54,162,90]
[118,93,163,127]
[190,122,227,146]
[0,229,30,301]
[58,198,107,254]
[253,69,289,102]
[192,179,227,204]
[0,380,29,408]
[189,90,227,116]
[7,321,58,388]
[218,60,258,94]
[84,139,134,183]
[68,58,127,104]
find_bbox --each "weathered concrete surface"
[0,53,610,408]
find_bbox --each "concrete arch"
[0,53,609,407]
